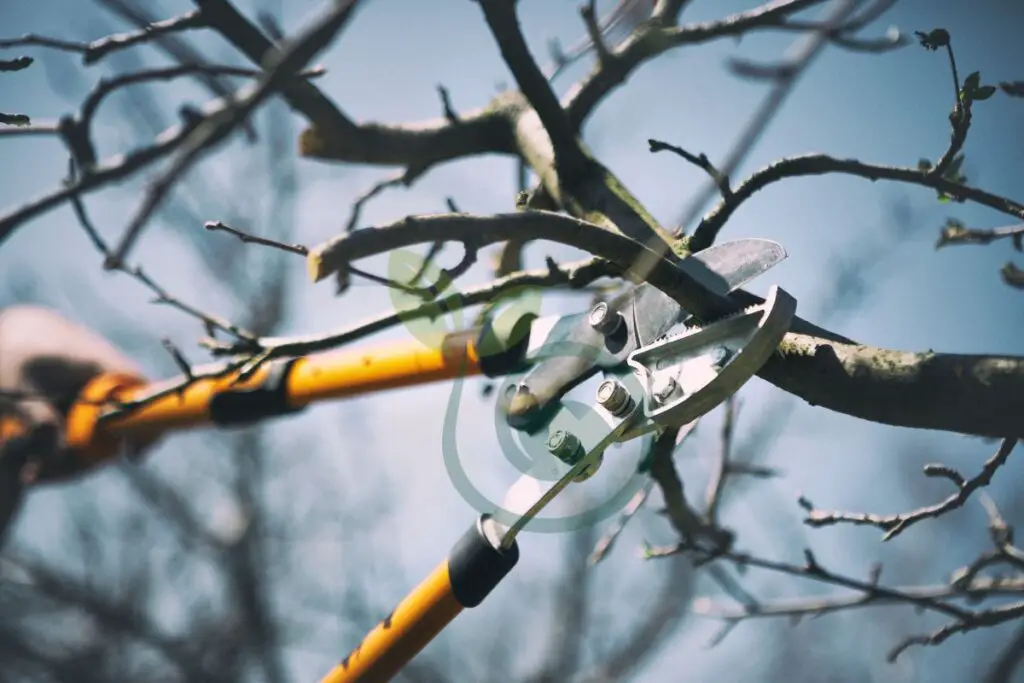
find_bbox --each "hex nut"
[588,302,623,335]
[651,375,681,404]
[547,429,584,464]
[596,379,633,416]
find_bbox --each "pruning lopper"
[0,237,797,683]
[317,249,798,682]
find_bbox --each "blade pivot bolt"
[652,376,682,405]
[588,302,623,335]
[547,430,583,464]
[547,430,601,482]
[596,379,633,416]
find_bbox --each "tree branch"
[565,0,877,130]
[189,0,519,171]
[692,574,1024,621]
[0,9,208,64]
[704,396,738,523]
[0,116,194,245]
[476,0,590,178]
[64,169,258,346]
[762,333,1024,438]
[103,0,363,268]
[982,622,1024,683]
[673,0,862,235]
[802,438,1019,539]
[205,256,616,357]
[304,211,1024,438]
[690,153,1024,251]
[937,221,1024,249]
[77,64,324,155]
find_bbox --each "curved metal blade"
[504,239,789,433]
[682,238,788,298]
[627,285,797,429]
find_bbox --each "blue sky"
[1,1,1022,681]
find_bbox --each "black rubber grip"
[447,515,519,608]
[475,313,536,378]
[208,358,305,426]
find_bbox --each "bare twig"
[78,63,325,142]
[91,256,617,421]
[0,10,207,64]
[589,481,654,565]
[692,574,1023,621]
[888,602,1024,662]
[580,0,611,65]
[649,138,732,198]
[204,256,618,358]
[0,105,195,245]
[690,154,1024,251]
[704,396,738,523]
[160,339,195,382]
[205,221,309,256]
[104,0,364,269]
[648,421,710,545]
[802,438,1018,540]
[690,25,1018,250]
[95,0,257,143]
[65,162,258,344]
[0,113,30,127]
[566,0,880,130]
[0,56,33,72]
[344,168,425,234]
[436,84,459,123]
[0,120,56,135]
[667,472,1024,663]
[646,422,760,608]
[652,542,975,622]
[937,222,1024,249]
[948,494,1024,589]
[676,0,862,242]
[545,0,654,80]
[757,0,907,52]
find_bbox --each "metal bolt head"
[588,302,623,335]
[547,429,583,464]
[548,430,601,482]
[708,346,733,369]
[596,379,633,416]
[651,376,681,405]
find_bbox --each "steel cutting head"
[495,238,788,434]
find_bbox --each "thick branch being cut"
[305,211,1024,438]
